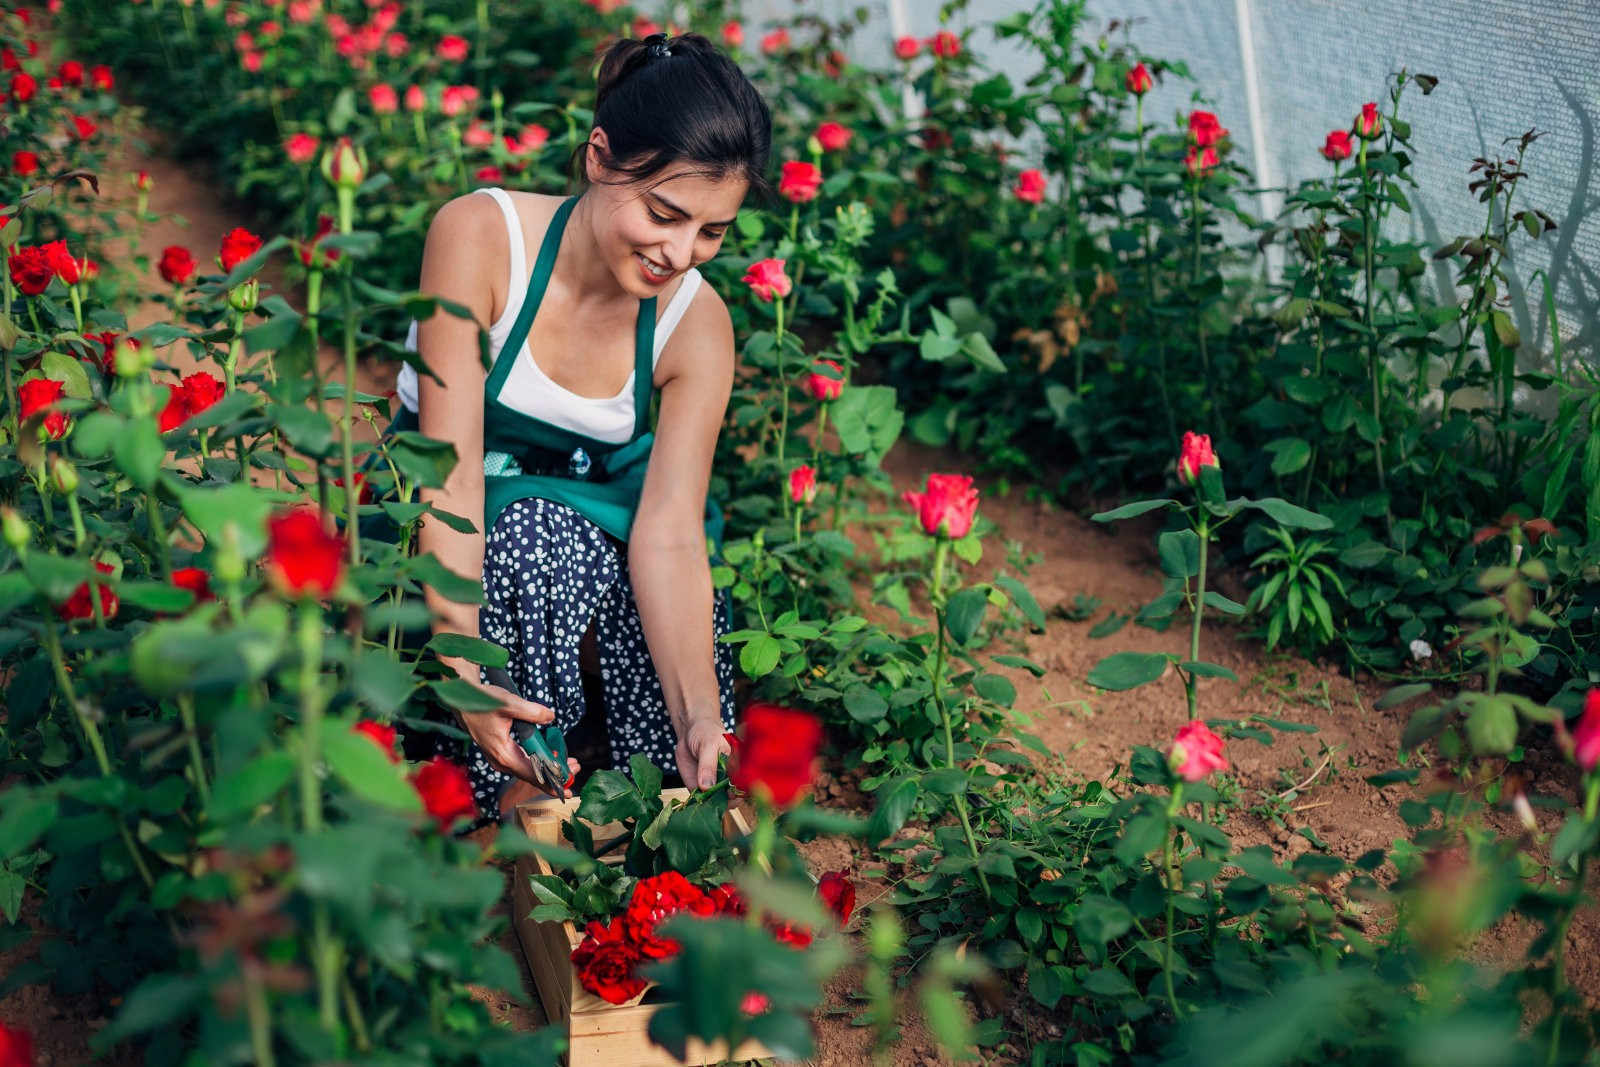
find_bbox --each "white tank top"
[395,187,702,445]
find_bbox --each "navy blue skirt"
[435,497,737,820]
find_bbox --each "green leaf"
[1179,660,1238,681]
[426,633,509,668]
[993,575,1045,629]
[629,754,663,802]
[1376,683,1432,709]
[113,417,164,489]
[94,973,206,1047]
[944,588,988,646]
[409,553,484,605]
[41,350,92,399]
[1115,812,1166,865]
[430,678,504,713]
[1240,497,1334,530]
[1158,530,1201,579]
[961,332,1006,373]
[0,793,57,858]
[1087,651,1170,691]
[974,673,1017,707]
[739,634,781,678]
[661,802,721,873]
[866,777,919,844]
[273,405,335,458]
[349,650,416,716]
[1091,498,1175,522]
[207,751,295,822]
[1465,698,1517,756]
[1082,967,1137,997]
[843,685,888,724]
[116,581,195,614]
[1202,590,1247,616]
[992,653,1046,676]
[178,483,272,557]
[323,728,422,812]
[575,769,646,825]
[1266,437,1312,476]
[1074,896,1133,948]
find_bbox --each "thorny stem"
[1357,139,1390,534]
[1162,783,1185,1018]
[930,540,991,899]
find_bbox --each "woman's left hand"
[676,714,731,791]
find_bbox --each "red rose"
[804,358,844,401]
[709,882,747,917]
[10,72,36,103]
[815,121,852,152]
[1184,144,1219,178]
[436,34,468,62]
[158,383,189,433]
[630,17,661,38]
[766,916,813,949]
[623,871,714,960]
[353,719,400,763]
[171,566,214,604]
[158,245,197,285]
[57,560,117,622]
[11,150,38,176]
[893,36,919,60]
[929,30,960,58]
[1169,719,1227,782]
[729,702,822,809]
[1320,129,1353,162]
[333,471,373,506]
[902,472,979,539]
[46,241,82,285]
[263,506,346,598]
[571,917,647,1005]
[1187,109,1227,148]
[241,51,263,73]
[919,126,951,151]
[760,28,790,55]
[86,331,124,375]
[404,84,426,112]
[18,378,69,439]
[1013,168,1046,204]
[70,115,97,141]
[1,48,17,72]
[742,258,791,303]
[9,245,57,295]
[285,132,318,164]
[58,60,83,86]
[299,214,341,269]
[474,164,503,183]
[517,124,549,151]
[89,64,113,90]
[778,160,822,203]
[384,32,409,59]
[1573,689,1600,772]
[180,372,224,418]
[409,755,477,831]
[1355,101,1381,141]
[818,871,855,925]
[1176,430,1219,485]
[218,227,262,272]
[462,119,493,148]
[789,464,817,506]
[739,991,770,1016]
[0,1021,34,1067]
[1126,62,1152,96]
[368,83,397,113]
[822,49,846,78]
[439,84,477,117]
[720,20,743,48]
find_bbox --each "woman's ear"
[584,127,611,184]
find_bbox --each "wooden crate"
[511,790,772,1067]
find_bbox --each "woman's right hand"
[458,676,559,783]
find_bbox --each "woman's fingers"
[501,696,556,725]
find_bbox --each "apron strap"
[484,194,578,402]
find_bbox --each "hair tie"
[645,33,672,59]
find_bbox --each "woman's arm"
[629,287,736,790]
[414,193,554,784]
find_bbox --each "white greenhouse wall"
[737,0,1600,367]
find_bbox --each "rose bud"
[320,136,367,190]
[1125,62,1152,95]
[1355,101,1382,141]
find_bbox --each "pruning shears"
[483,665,571,800]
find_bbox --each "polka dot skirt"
[434,497,737,823]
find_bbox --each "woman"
[400,32,771,821]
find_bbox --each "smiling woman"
[391,32,773,825]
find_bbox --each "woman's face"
[584,132,749,299]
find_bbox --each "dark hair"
[571,33,772,199]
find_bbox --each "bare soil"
[5,112,1596,1067]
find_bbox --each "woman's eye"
[701,229,727,241]
[648,210,672,224]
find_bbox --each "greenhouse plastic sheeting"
[739,0,1598,367]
